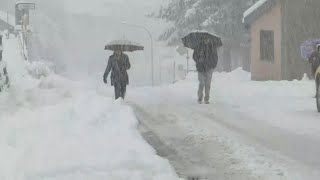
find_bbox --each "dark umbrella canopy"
[182,31,223,50]
[105,40,144,52]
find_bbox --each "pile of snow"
[0,78,180,180]
[0,37,181,179]
[136,67,319,138]
[26,61,53,79]
[214,67,251,81]
[178,68,319,137]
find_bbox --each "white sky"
[65,0,167,17]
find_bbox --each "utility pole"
[173,60,176,82]
[186,51,190,74]
[122,21,154,87]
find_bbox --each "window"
[260,30,274,62]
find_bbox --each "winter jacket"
[104,53,131,86]
[193,43,218,72]
[309,51,320,76]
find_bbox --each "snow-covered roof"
[242,0,276,25]
[243,0,269,20]
[0,11,15,27]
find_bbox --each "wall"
[281,0,320,80]
[250,1,282,80]
[0,19,12,32]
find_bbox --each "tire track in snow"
[131,103,258,180]
[197,104,320,176]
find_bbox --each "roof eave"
[243,0,276,26]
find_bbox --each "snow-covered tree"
[154,0,259,72]
[156,0,259,46]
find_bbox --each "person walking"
[193,38,219,104]
[21,13,29,32]
[308,44,320,98]
[103,50,131,100]
[309,45,320,77]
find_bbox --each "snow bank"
[0,80,179,180]
[26,61,53,79]
[0,37,180,180]
[138,67,319,138]
[182,68,320,138]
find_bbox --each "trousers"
[198,69,214,101]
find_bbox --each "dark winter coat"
[193,43,218,72]
[104,53,131,86]
[309,51,320,76]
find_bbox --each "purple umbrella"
[300,39,320,61]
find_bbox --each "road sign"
[16,3,36,10]
[15,3,35,26]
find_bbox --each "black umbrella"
[105,40,144,52]
[182,31,223,49]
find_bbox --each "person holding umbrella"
[301,39,320,77]
[103,39,144,100]
[103,50,130,100]
[309,44,320,79]
[182,31,222,104]
[301,39,320,98]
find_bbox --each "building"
[243,0,320,80]
[0,18,13,32]
[0,11,15,32]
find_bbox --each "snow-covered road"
[129,70,320,180]
[132,103,259,180]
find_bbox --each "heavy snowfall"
[0,0,319,180]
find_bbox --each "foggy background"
[0,0,173,86]
[0,0,265,86]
